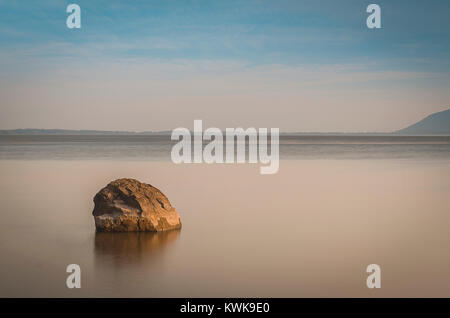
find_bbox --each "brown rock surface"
[92,178,181,232]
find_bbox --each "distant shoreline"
[2,108,449,136]
[0,130,449,136]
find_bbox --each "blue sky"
[1,0,449,131]
[2,0,450,68]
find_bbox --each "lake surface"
[1,135,450,161]
[0,135,449,297]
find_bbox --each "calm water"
[1,135,450,160]
[0,135,449,297]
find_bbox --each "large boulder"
[92,178,182,232]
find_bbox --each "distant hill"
[0,129,171,135]
[396,109,450,135]
[0,129,392,136]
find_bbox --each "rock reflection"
[94,230,180,267]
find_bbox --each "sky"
[0,0,449,132]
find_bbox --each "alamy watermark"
[170,120,279,175]
[366,4,381,29]
[366,264,381,289]
[66,4,81,29]
[66,264,81,289]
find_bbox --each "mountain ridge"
[396,108,450,135]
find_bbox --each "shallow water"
[0,136,449,297]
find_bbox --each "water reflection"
[94,230,181,267]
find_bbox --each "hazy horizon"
[1,107,449,134]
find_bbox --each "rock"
[92,178,182,232]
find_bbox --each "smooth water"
[1,135,450,161]
[0,135,449,297]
